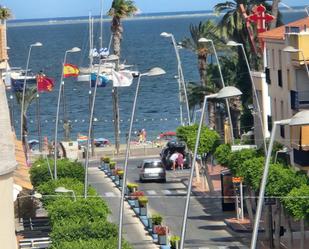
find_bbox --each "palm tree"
[108,0,137,153]
[0,6,12,24]
[15,87,37,146]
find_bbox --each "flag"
[63,63,79,78]
[37,74,55,92]
[111,70,133,87]
[91,73,110,87]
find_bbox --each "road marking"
[176,189,187,194]
[146,190,157,195]
[105,192,116,197]
[218,247,228,249]
[162,189,172,195]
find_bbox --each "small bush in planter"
[128,190,144,200]
[109,161,116,169]
[116,169,124,178]
[154,225,169,235]
[103,157,111,164]
[127,183,138,193]
[138,196,148,207]
[151,213,163,225]
[170,235,180,249]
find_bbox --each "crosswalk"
[101,188,190,198]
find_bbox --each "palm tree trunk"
[208,101,216,129]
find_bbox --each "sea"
[6,8,308,144]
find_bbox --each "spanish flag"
[63,63,79,78]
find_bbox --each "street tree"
[108,0,137,153]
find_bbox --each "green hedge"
[46,198,110,225]
[213,143,231,167]
[30,158,85,187]
[37,178,96,206]
[51,238,132,249]
[50,218,118,244]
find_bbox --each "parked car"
[160,140,191,170]
[138,159,166,183]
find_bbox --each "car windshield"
[143,162,163,168]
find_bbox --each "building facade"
[260,17,309,170]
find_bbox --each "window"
[290,90,299,110]
[278,70,283,87]
[278,50,282,69]
[280,100,284,119]
[274,98,277,120]
[287,69,291,90]
[265,67,271,84]
[280,125,285,138]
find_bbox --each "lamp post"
[227,41,268,155]
[118,67,166,249]
[198,38,235,144]
[179,86,242,249]
[20,42,42,142]
[54,47,81,180]
[84,55,119,198]
[250,110,309,249]
[283,46,309,78]
[55,186,76,201]
[160,32,191,125]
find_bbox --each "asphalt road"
[88,157,250,249]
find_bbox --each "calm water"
[6,10,307,143]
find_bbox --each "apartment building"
[259,16,309,170]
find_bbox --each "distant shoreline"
[6,7,307,28]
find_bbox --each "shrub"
[138,196,148,207]
[50,218,117,244]
[51,238,132,249]
[214,143,231,167]
[154,225,169,235]
[46,197,110,225]
[170,235,180,249]
[109,161,116,169]
[129,190,144,199]
[228,149,257,175]
[103,157,111,163]
[30,158,84,187]
[151,213,163,225]
[127,183,138,192]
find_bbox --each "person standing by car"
[170,152,179,171]
[176,153,184,170]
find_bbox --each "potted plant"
[170,235,180,249]
[154,225,169,245]
[108,161,116,176]
[116,169,124,186]
[103,157,111,170]
[151,213,163,234]
[128,191,144,207]
[138,196,148,216]
[127,183,138,195]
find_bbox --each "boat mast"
[99,0,104,49]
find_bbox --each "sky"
[1,0,309,20]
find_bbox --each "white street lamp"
[55,186,76,201]
[54,47,81,180]
[198,38,235,144]
[227,40,268,155]
[160,32,191,125]
[118,67,166,249]
[84,55,119,198]
[20,42,43,142]
[283,46,309,78]
[250,110,309,249]
[179,86,242,249]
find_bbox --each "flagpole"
[36,93,42,152]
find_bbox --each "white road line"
[176,189,187,194]
[162,189,172,195]
[218,246,228,249]
[105,192,116,197]
[146,190,157,195]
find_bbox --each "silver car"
[138,159,166,183]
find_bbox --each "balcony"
[290,90,309,110]
[293,149,309,168]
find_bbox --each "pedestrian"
[170,152,179,171]
[138,130,143,144]
[141,128,147,143]
[176,153,184,170]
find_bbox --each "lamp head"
[283,46,300,53]
[227,41,241,47]
[198,38,211,43]
[146,67,166,77]
[289,110,309,126]
[32,42,43,47]
[55,186,69,193]
[160,32,172,38]
[68,47,81,53]
[216,86,242,99]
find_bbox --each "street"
[88,157,250,249]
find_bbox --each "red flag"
[36,74,55,92]
[63,63,79,78]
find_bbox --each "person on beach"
[141,128,147,143]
